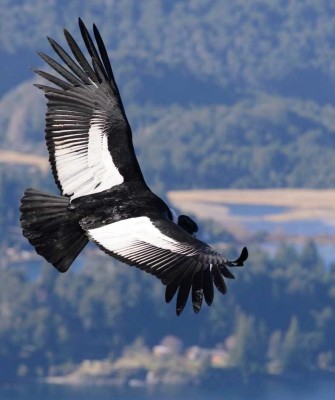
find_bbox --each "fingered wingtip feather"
[33,83,45,90]
[63,28,73,40]
[203,268,214,306]
[193,306,201,314]
[192,289,203,313]
[191,266,203,313]
[212,265,227,295]
[37,51,47,59]
[78,18,88,37]
[165,283,178,303]
[63,26,98,83]
[176,307,183,316]
[176,285,191,316]
[47,36,60,50]
[77,17,108,81]
[220,265,235,279]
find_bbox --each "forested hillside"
[1,242,335,381]
[1,0,335,385]
[2,0,335,190]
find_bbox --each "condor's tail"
[20,188,88,272]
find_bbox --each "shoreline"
[42,365,335,388]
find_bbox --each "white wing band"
[53,118,124,200]
[88,217,179,252]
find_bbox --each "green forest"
[1,238,335,383]
[2,1,335,191]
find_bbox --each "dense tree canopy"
[1,242,335,381]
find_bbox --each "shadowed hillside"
[2,1,335,190]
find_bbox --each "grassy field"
[0,149,48,172]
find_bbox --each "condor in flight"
[20,19,248,315]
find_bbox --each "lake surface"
[1,378,335,400]
[228,203,288,217]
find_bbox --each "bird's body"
[71,182,170,227]
[20,19,248,315]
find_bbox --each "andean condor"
[20,19,248,315]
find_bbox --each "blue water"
[228,204,288,217]
[1,378,335,400]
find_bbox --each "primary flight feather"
[20,19,248,315]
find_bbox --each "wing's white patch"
[88,217,198,260]
[52,116,124,200]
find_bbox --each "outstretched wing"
[35,19,145,200]
[84,216,248,315]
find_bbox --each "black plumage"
[20,19,248,315]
